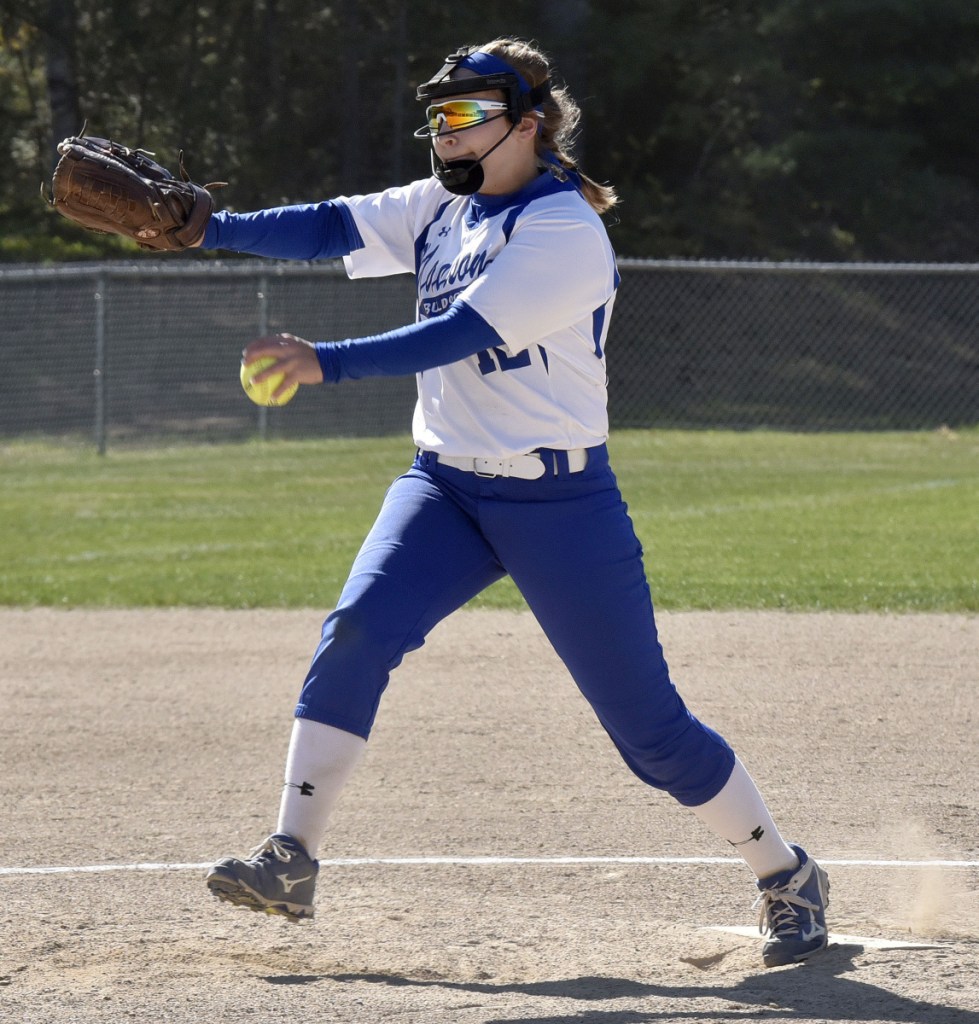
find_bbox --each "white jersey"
[340,173,618,458]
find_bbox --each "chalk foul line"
[1,854,978,878]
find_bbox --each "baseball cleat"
[205,833,318,922]
[755,843,830,967]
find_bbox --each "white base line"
[2,855,978,878]
[707,926,948,950]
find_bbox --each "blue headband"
[457,51,532,96]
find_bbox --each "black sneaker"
[205,833,318,922]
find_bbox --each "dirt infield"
[1,608,977,1024]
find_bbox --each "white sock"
[276,718,366,859]
[690,757,799,880]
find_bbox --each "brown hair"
[478,37,619,215]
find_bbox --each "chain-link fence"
[1,259,976,450]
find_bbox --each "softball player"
[203,38,829,968]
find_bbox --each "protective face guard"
[415,46,550,129]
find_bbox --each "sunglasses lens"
[427,101,497,132]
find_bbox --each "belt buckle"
[473,457,503,478]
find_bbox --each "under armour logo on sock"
[729,825,765,847]
[286,781,315,796]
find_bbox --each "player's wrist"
[313,342,341,383]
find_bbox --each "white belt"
[433,448,589,480]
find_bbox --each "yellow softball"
[239,356,299,407]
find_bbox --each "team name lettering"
[418,243,493,295]
[420,288,465,319]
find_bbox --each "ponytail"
[480,38,619,216]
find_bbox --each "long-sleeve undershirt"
[201,203,507,380]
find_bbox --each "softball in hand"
[240,356,299,407]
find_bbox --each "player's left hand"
[243,333,325,389]
[47,133,220,251]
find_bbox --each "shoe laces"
[248,835,296,865]
[754,885,820,937]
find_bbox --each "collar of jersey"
[465,169,576,227]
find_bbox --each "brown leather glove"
[47,134,220,251]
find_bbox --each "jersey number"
[476,346,532,375]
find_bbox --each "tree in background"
[2,0,979,261]
[589,0,979,258]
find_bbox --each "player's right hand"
[243,333,325,389]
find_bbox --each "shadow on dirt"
[302,943,979,1023]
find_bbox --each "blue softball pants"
[296,443,735,807]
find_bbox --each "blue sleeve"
[200,200,364,260]
[314,301,504,381]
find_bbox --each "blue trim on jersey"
[591,269,620,358]
[201,200,364,260]
[501,205,523,243]
[314,300,504,382]
[414,198,455,276]
[591,305,607,358]
[463,170,578,229]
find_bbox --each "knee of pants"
[297,604,415,737]
[320,601,421,672]
[601,709,736,807]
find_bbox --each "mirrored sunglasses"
[425,99,509,134]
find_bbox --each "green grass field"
[1,429,975,612]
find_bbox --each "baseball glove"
[47,134,221,251]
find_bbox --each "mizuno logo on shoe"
[277,873,314,894]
